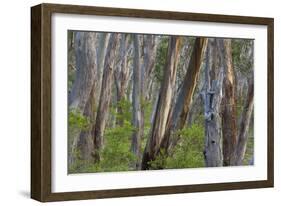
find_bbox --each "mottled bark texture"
[143,35,158,100]
[131,34,142,169]
[76,88,95,161]
[77,33,110,161]
[141,36,181,170]
[69,32,98,111]
[202,39,223,167]
[235,73,254,165]
[219,39,238,166]
[114,34,132,125]
[92,33,119,162]
[161,38,208,153]
[140,35,159,143]
[68,32,98,165]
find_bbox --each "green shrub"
[149,123,205,169]
[69,109,90,131]
[81,121,137,173]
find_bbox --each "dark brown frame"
[31,3,274,202]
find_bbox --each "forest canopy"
[67,31,254,173]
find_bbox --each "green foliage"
[68,152,91,173]
[110,98,132,124]
[232,39,253,76]
[154,36,169,82]
[73,121,137,173]
[68,109,91,172]
[149,124,205,169]
[96,121,137,172]
[68,108,91,148]
[70,99,137,173]
[69,109,90,131]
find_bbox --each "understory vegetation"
[68,31,254,173]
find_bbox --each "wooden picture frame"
[31,3,274,202]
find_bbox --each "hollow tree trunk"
[141,36,181,170]
[202,39,223,167]
[235,73,254,165]
[219,39,238,166]
[131,34,142,169]
[91,33,119,162]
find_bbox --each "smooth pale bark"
[202,39,223,167]
[143,35,158,99]
[95,33,110,114]
[92,33,119,162]
[76,88,94,160]
[139,35,158,141]
[114,34,132,125]
[141,36,181,170]
[76,33,110,161]
[68,32,97,165]
[97,33,110,79]
[219,39,238,166]
[160,38,208,153]
[235,73,254,165]
[69,32,97,111]
[131,34,142,169]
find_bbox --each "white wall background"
[0,0,279,205]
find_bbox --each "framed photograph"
[31,3,274,202]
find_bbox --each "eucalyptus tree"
[141,36,181,170]
[91,33,119,162]
[68,32,98,165]
[201,39,224,167]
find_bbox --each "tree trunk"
[76,88,95,161]
[95,33,110,116]
[91,33,119,162]
[131,34,142,169]
[69,32,97,111]
[160,38,208,153]
[114,34,132,125]
[202,39,223,167]
[235,73,254,165]
[68,32,97,165]
[77,33,110,161]
[219,39,238,166]
[138,35,159,143]
[143,35,158,99]
[141,36,181,170]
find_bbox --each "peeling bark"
[220,39,238,166]
[92,33,119,162]
[76,33,110,161]
[160,38,208,153]
[141,36,181,170]
[68,32,98,165]
[69,32,98,111]
[202,39,223,167]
